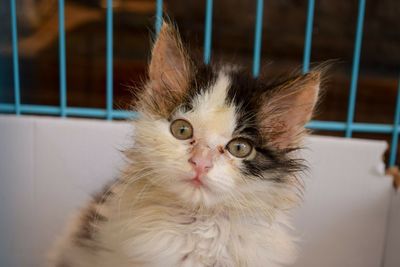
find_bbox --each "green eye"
[170,119,193,140]
[226,138,253,158]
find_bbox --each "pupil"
[180,127,185,134]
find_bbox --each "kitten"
[48,22,321,267]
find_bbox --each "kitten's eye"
[170,119,193,140]
[226,138,253,158]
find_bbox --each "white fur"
[48,72,299,267]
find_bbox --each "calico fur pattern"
[48,23,321,267]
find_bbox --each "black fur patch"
[181,62,217,112]
[56,259,71,267]
[223,68,306,182]
[242,147,306,183]
[72,181,119,249]
[92,180,116,204]
[74,204,108,251]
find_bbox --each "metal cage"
[1,0,400,165]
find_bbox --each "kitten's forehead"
[182,71,238,144]
[192,72,231,113]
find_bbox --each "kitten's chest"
[118,213,270,267]
[182,216,232,262]
[158,215,234,266]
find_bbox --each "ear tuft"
[149,22,192,94]
[141,22,192,117]
[258,71,321,149]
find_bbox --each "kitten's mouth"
[191,176,203,187]
[188,174,209,190]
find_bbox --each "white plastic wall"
[0,115,398,267]
[384,193,400,267]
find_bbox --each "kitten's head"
[131,23,321,209]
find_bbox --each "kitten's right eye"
[226,138,253,158]
[170,119,193,140]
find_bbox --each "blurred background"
[0,0,399,162]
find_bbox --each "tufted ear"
[148,22,192,98]
[141,22,193,117]
[258,72,320,149]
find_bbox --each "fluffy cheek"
[206,158,238,193]
[134,118,192,182]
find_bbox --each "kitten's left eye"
[170,119,193,140]
[226,138,253,158]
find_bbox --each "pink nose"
[188,148,213,175]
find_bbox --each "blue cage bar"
[252,0,264,77]
[58,0,67,118]
[106,0,114,120]
[1,0,399,165]
[302,0,315,74]
[203,0,213,64]
[345,0,366,138]
[10,0,21,115]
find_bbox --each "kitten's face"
[135,73,257,206]
[132,24,320,208]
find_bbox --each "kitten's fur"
[48,23,321,267]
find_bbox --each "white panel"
[32,117,132,266]
[293,136,393,267]
[384,192,400,267]
[0,116,35,267]
[0,115,396,267]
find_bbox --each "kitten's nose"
[189,147,213,175]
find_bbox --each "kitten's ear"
[258,72,320,149]
[148,22,191,97]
